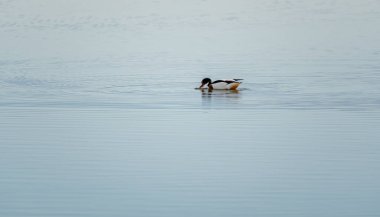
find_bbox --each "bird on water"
[198,78,243,90]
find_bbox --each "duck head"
[199,78,212,89]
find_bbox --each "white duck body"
[211,79,241,90]
[199,78,243,90]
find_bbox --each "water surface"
[1,0,380,216]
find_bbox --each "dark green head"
[200,78,212,88]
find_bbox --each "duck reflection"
[200,89,241,107]
[201,88,240,95]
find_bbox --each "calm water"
[1,1,380,217]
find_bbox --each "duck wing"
[212,80,232,84]
[212,79,243,84]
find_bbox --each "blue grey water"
[1,0,380,216]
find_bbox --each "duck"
[198,78,243,90]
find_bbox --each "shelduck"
[198,78,243,90]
